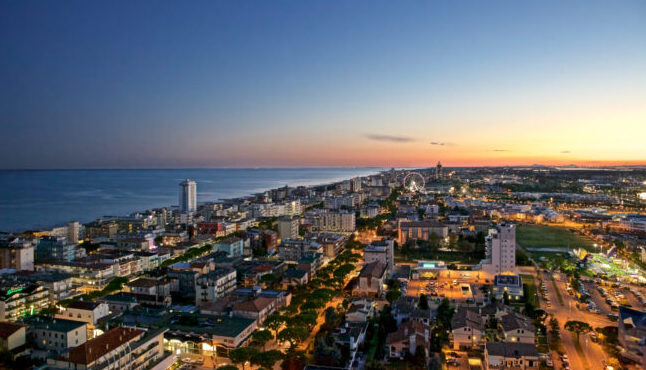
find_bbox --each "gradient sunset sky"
[1,1,645,169]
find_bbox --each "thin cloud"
[365,134,415,143]
[492,149,511,152]
[561,150,571,154]
[430,141,456,146]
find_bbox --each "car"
[447,352,460,358]
[446,358,459,366]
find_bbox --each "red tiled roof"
[252,264,273,273]
[233,297,274,313]
[66,327,144,365]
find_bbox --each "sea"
[0,168,384,233]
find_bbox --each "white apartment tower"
[479,224,516,277]
[179,179,197,213]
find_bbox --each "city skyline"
[2,1,645,169]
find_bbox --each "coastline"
[0,167,385,233]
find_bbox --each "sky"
[1,0,645,169]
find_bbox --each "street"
[541,271,610,370]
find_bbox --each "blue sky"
[1,1,645,168]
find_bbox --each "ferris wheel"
[403,172,426,193]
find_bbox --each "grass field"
[516,224,594,250]
[520,274,539,307]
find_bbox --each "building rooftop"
[359,262,386,278]
[67,301,103,310]
[500,312,535,332]
[166,314,255,338]
[283,269,308,279]
[451,307,483,331]
[127,278,162,288]
[0,322,25,339]
[66,326,144,365]
[485,342,539,358]
[100,293,138,303]
[233,296,275,313]
[26,316,87,333]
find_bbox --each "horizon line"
[2,164,646,171]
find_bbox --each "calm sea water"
[0,168,383,232]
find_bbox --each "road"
[541,271,610,370]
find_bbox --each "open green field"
[516,224,594,250]
[520,274,539,307]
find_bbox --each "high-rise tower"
[179,179,197,213]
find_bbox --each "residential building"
[232,296,277,325]
[85,220,118,239]
[484,342,540,370]
[0,283,49,321]
[28,316,87,352]
[195,267,237,307]
[49,326,171,370]
[0,238,34,271]
[125,277,170,297]
[56,301,110,329]
[17,271,76,302]
[354,262,386,297]
[213,237,244,258]
[297,253,323,280]
[500,312,536,344]
[282,269,309,288]
[278,216,300,240]
[307,210,356,233]
[36,236,76,262]
[397,220,448,245]
[278,239,320,261]
[364,239,394,276]
[346,299,375,323]
[387,321,430,360]
[451,307,483,349]
[391,297,431,326]
[618,306,646,367]
[478,224,517,277]
[0,322,27,358]
[98,293,139,313]
[179,179,197,213]
[117,237,151,251]
[315,232,347,258]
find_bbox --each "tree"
[251,329,273,350]
[251,350,283,370]
[264,313,286,338]
[565,320,592,342]
[333,264,355,280]
[418,294,429,310]
[281,350,307,370]
[216,366,239,370]
[228,347,260,370]
[277,326,309,348]
[549,316,560,334]
[436,298,454,327]
[386,288,401,304]
[293,311,318,330]
[314,334,344,367]
[322,306,339,331]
